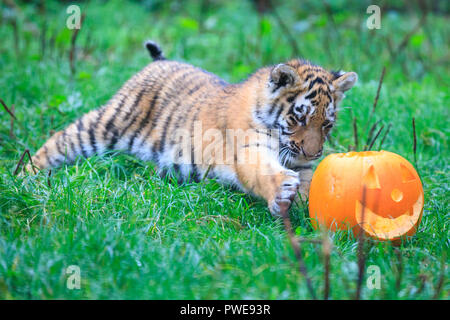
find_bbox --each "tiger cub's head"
[262,59,357,167]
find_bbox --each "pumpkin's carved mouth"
[355,194,423,240]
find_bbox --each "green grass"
[0,0,448,299]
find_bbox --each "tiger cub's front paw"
[269,177,300,218]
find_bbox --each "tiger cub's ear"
[332,71,358,93]
[269,64,300,92]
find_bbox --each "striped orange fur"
[26,41,357,217]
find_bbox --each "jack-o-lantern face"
[309,151,424,241]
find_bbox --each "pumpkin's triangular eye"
[363,165,381,189]
[400,164,416,182]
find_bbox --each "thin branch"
[355,185,367,300]
[368,124,385,151]
[378,123,392,150]
[395,248,404,292]
[47,169,52,188]
[432,273,445,300]
[321,0,338,63]
[279,208,317,299]
[11,18,20,57]
[364,120,381,150]
[297,237,322,244]
[40,21,47,59]
[412,118,418,167]
[266,0,301,57]
[202,164,212,182]
[353,117,359,151]
[13,149,36,175]
[365,67,386,135]
[371,66,386,115]
[69,12,86,76]
[394,13,427,59]
[0,98,17,120]
[415,274,427,296]
[322,233,332,300]
[9,104,15,139]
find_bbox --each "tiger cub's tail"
[25,106,111,173]
[144,40,165,61]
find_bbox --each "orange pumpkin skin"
[308,151,424,241]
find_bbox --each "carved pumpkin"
[308,151,424,241]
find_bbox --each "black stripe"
[108,129,119,150]
[127,84,163,152]
[130,65,187,152]
[189,108,202,181]
[304,73,314,82]
[106,85,146,151]
[272,103,285,127]
[103,93,127,141]
[76,118,88,158]
[308,77,324,90]
[158,80,203,153]
[88,107,107,155]
[287,92,300,103]
[43,145,50,165]
[165,77,206,149]
[108,87,145,150]
[55,132,64,157]
[68,133,77,162]
[287,103,295,116]
[122,86,148,123]
[304,90,317,100]
[147,69,196,152]
[268,103,278,117]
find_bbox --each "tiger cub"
[26,41,357,217]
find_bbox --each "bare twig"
[355,186,367,300]
[353,117,359,151]
[378,123,392,150]
[69,12,86,76]
[47,169,52,188]
[40,21,47,59]
[202,164,212,182]
[364,120,381,151]
[11,18,19,57]
[13,149,36,175]
[394,13,427,59]
[9,104,15,139]
[368,124,385,151]
[412,118,418,167]
[279,209,317,299]
[395,248,404,292]
[432,254,446,299]
[50,115,55,136]
[321,0,338,63]
[0,98,17,120]
[365,67,386,136]
[371,67,386,115]
[322,233,332,300]
[416,274,427,296]
[297,237,322,244]
[266,0,301,57]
